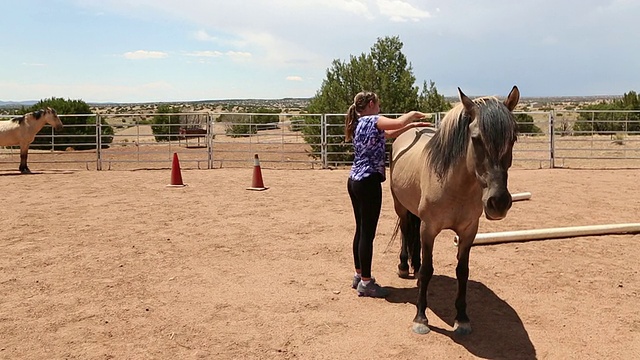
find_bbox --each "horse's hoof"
[453,320,472,335]
[412,322,431,335]
[397,268,410,279]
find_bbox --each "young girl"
[346,91,431,298]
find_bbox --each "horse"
[389,86,520,335]
[0,107,64,174]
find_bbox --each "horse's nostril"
[488,196,497,210]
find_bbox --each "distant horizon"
[0,93,625,107]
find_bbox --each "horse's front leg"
[412,224,435,334]
[452,225,478,335]
[19,145,31,174]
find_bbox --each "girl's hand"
[410,111,428,120]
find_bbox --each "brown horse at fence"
[0,108,64,174]
[390,86,519,335]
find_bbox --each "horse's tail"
[386,211,421,260]
[385,217,401,253]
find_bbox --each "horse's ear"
[458,87,476,119]
[504,86,520,111]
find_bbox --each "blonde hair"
[345,91,378,142]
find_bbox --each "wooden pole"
[454,223,640,246]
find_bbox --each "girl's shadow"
[386,274,537,360]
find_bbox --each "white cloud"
[123,50,168,60]
[327,0,373,19]
[185,51,223,58]
[22,62,46,67]
[182,50,252,63]
[192,29,217,42]
[226,51,252,62]
[237,31,311,65]
[286,76,303,82]
[377,0,431,22]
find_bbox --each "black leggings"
[347,173,383,279]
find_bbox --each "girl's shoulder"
[359,115,379,122]
[357,115,380,129]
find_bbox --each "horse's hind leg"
[397,210,411,278]
[396,207,422,278]
[398,248,410,278]
[408,212,421,276]
[19,146,31,174]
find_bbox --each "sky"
[1,0,639,103]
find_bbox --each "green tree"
[151,104,181,142]
[220,113,254,137]
[620,91,639,109]
[248,107,280,131]
[418,80,452,113]
[370,36,419,113]
[573,90,640,134]
[27,97,113,150]
[515,113,543,135]
[304,36,420,162]
[217,108,281,137]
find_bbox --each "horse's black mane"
[10,108,53,123]
[11,116,25,124]
[425,97,517,179]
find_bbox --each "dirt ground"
[0,167,639,359]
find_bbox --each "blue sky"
[1,0,639,103]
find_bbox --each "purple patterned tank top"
[349,115,386,181]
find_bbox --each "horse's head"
[37,107,64,131]
[461,86,519,220]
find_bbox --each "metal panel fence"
[1,110,639,171]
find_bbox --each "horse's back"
[390,126,436,214]
[391,126,434,166]
[0,120,22,146]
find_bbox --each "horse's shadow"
[0,170,76,177]
[386,274,536,360]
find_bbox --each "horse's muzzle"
[55,124,64,131]
[483,191,512,220]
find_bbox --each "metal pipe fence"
[1,110,640,171]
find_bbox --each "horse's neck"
[438,159,480,195]
[26,116,47,131]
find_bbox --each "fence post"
[96,114,103,170]
[321,114,327,169]
[549,111,555,168]
[51,126,55,152]
[207,113,213,169]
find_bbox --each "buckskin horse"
[390,86,520,335]
[0,108,64,173]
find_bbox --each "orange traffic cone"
[247,154,268,191]
[167,152,186,187]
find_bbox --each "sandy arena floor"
[0,167,639,359]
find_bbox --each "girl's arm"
[376,111,428,131]
[384,121,433,139]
